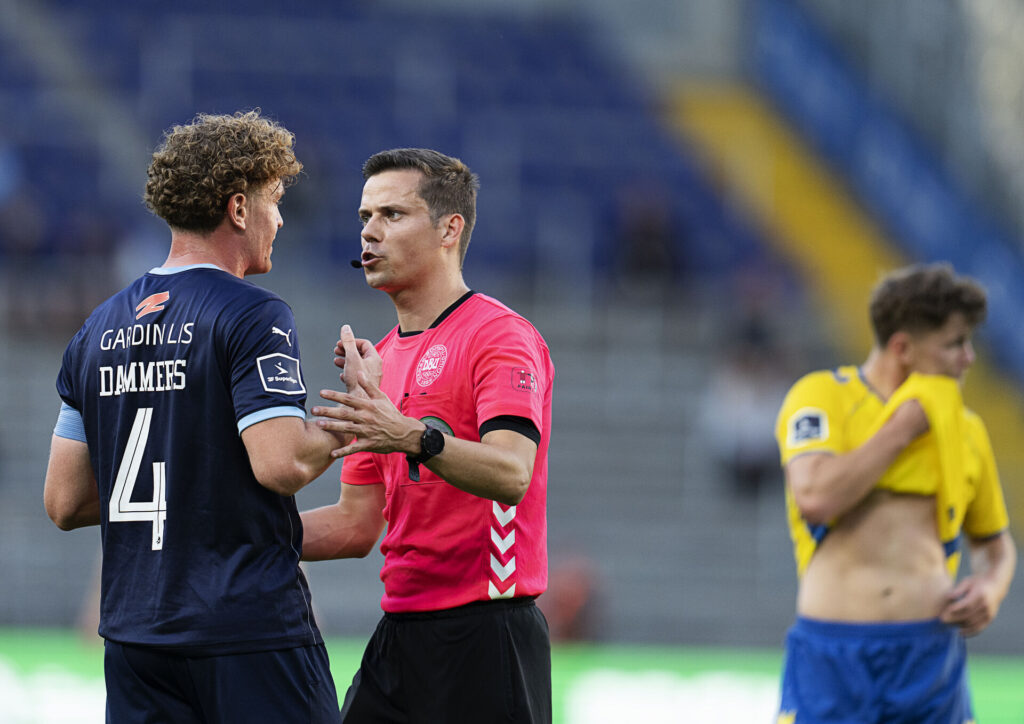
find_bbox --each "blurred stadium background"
[1,0,1024,721]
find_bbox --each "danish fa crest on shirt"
[415,344,448,387]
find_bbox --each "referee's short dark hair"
[363,148,479,264]
[869,262,987,346]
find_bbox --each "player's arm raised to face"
[300,482,386,560]
[44,436,101,530]
[787,399,928,524]
[242,416,350,497]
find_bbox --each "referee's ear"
[438,212,464,251]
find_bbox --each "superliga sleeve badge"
[257,353,305,395]
[787,407,828,447]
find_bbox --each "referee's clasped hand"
[313,382,422,459]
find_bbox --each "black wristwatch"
[407,426,445,481]
[417,426,446,462]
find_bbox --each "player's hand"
[312,375,420,458]
[939,577,1001,637]
[332,324,382,394]
[887,399,929,446]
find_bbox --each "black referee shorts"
[340,597,551,724]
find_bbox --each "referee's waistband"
[384,596,538,621]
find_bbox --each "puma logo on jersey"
[135,292,170,320]
[272,326,293,346]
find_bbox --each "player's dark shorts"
[340,596,551,723]
[778,617,974,724]
[104,640,341,723]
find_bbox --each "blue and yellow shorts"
[777,617,974,724]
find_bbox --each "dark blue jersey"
[57,264,322,654]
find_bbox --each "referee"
[302,148,554,723]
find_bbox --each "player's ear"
[888,330,914,365]
[226,192,248,231]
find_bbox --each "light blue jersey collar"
[149,263,227,275]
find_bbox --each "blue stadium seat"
[3,1,771,279]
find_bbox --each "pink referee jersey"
[341,292,552,613]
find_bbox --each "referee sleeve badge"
[511,368,538,392]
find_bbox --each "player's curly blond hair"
[144,110,302,232]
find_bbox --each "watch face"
[423,427,445,456]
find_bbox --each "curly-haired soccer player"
[45,111,345,722]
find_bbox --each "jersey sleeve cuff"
[479,415,541,444]
[54,401,87,442]
[237,405,306,434]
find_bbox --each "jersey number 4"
[110,408,167,550]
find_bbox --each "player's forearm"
[793,398,928,523]
[247,419,349,496]
[792,430,913,523]
[970,532,1017,606]
[300,504,380,560]
[288,421,350,490]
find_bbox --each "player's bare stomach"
[797,490,953,622]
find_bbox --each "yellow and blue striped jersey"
[775,366,1009,577]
